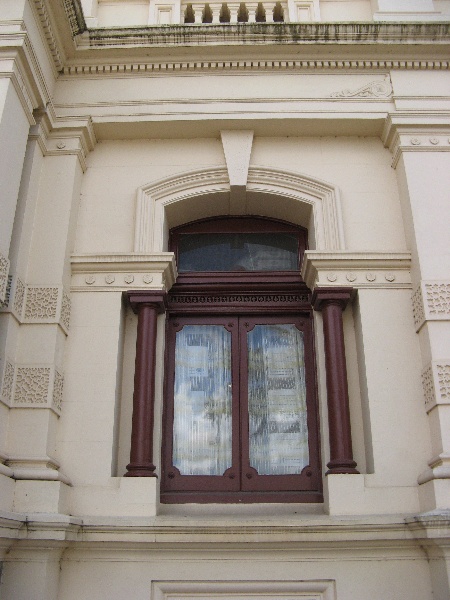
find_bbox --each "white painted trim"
[135,166,345,252]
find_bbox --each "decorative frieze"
[5,363,65,415]
[0,279,71,333]
[24,286,59,320]
[301,252,412,292]
[0,251,10,304]
[421,362,450,412]
[0,276,12,310]
[0,360,15,407]
[14,367,51,406]
[411,281,450,332]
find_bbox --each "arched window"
[161,217,322,503]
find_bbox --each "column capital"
[312,287,353,312]
[127,290,167,314]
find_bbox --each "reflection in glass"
[173,325,232,475]
[248,324,309,475]
[178,233,298,272]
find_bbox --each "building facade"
[0,1,449,598]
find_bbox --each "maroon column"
[125,291,166,477]
[312,287,359,475]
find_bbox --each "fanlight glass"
[178,233,299,272]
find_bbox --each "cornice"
[301,251,412,291]
[81,22,450,50]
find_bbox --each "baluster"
[263,1,274,22]
[228,2,240,22]
[247,2,258,22]
[211,2,222,22]
[191,2,205,22]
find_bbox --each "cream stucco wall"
[0,1,449,599]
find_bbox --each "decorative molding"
[52,369,64,412]
[169,292,310,309]
[5,284,73,334]
[61,59,450,78]
[330,75,392,99]
[418,451,450,485]
[135,166,345,254]
[28,112,96,173]
[388,131,450,168]
[14,366,51,406]
[61,292,71,331]
[0,276,12,310]
[412,285,425,330]
[0,359,15,408]
[24,286,59,320]
[70,253,177,292]
[6,455,71,484]
[301,252,411,291]
[8,363,64,415]
[32,0,64,71]
[422,362,450,413]
[152,580,336,600]
[62,0,86,37]
[412,281,450,332]
[0,252,10,304]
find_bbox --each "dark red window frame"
[161,216,323,504]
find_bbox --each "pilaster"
[0,118,95,502]
[384,118,450,512]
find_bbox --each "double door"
[162,314,321,502]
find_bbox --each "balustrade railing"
[182,2,287,23]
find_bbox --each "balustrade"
[182,1,287,23]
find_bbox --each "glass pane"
[247,324,309,475]
[178,233,298,272]
[173,325,232,475]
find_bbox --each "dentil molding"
[301,251,412,291]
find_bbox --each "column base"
[326,459,359,475]
[124,461,157,477]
